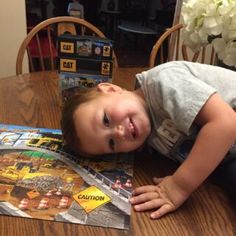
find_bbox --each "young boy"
[61,61,236,219]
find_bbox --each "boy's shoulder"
[136,60,236,91]
[139,61,236,83]
[136,61,194,84]
[150,61,236,75]
[149,61,214,72]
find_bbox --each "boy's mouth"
[129,118,137,139]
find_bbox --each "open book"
[0,124,133,230]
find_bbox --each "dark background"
[25,0,176,67]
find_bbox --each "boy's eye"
[109,138,115,151]
[103,113,115,151]
[103,113,110,127]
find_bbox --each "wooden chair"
[149,23,216,68]
[16,16,118,75]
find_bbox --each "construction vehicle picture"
[0,133,22,145]
[82,78,97,87]
[0,162,34,182]
[67,76,97,88]
[27,137,62,151]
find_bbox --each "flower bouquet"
[181,0,236,67]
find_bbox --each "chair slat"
[26,47,35,72]
[149,23,216,68]
[47,26,55,71]
[35,33,45,71]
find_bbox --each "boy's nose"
[114,125,125,140]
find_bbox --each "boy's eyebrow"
[91,109,99,131]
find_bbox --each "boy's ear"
[97,83,122,93]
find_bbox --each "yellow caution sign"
[73,186,111,213]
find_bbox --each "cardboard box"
[57,35,113,60]
[59,57,113,76]
[57,35,114,102]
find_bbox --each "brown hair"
[61,87,102,154]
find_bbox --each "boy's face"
[73,83,151,155]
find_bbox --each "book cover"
[0,124,133,230]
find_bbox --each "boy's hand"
[129,176,191,219]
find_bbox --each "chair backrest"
[149,23,216,68]
[16,16,118,75]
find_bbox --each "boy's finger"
[130,191,159,204]
[150,203,174,219]
[153,177,163,184]
[133,198,166,212]
[132,185,156,195]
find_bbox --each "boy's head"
[61,83,151,156]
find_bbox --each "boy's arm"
[172,93,236,195]
[130,93,236,218]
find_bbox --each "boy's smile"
[73,83,151,155]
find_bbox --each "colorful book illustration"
[0,124,133,230]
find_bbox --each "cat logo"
[60,42,74,53]
[101,62,111,75]
[60,59,76,72]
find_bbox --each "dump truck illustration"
[27,137,62,151]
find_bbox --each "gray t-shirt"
[136,61,236,162]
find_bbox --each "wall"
[0,1,28,78]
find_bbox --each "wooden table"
[0,69,236,236]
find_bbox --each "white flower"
[181,0,236,67]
